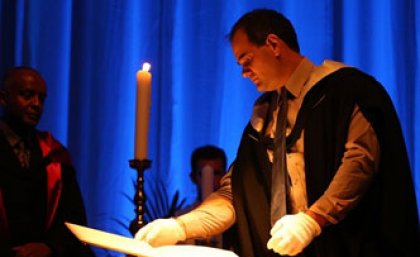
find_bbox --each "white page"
[65,222,239,257]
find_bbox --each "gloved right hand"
[267,212,321,256]
[134,218,186,247]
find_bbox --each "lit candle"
[134,62,152,160]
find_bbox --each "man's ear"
[265,34,282,57]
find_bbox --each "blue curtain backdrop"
[1,0,419,256]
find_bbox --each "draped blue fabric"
[1,1,419,256]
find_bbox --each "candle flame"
[142,62,151,72]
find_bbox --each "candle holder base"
[128,159,152,235]
[129,159,152,170]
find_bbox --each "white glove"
[267,212,321,256]
[134,218,186,247]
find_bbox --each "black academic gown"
[231,67,420,257]
[0,130,94,257]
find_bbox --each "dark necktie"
[271,87,288,225]
[14,140,30,169]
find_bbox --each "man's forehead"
[231,30,254,61]
[197,159,225,169]
[6,71,46,91]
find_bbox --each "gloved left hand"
[134,218,186,247]
[267,212,321,256]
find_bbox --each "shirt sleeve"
[309,105,380,224]
[176,167,235,239]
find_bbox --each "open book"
[65,222,239,257]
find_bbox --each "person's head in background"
[190,145,227,200]
[0,67,47,133]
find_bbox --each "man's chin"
[255,84,269,92]
[23,118,40,128]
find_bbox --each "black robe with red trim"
[231,67,420,257]
[0,130,93,257]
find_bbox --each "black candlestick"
[129,159,152,232]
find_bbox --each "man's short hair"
[2,66,44,91]
[229,9,300,53]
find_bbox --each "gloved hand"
[267,212,321,256]
[134,218,186,247]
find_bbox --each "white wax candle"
[134,62,152,160]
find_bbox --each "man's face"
[231,29,282,92]
[0,71,47,128]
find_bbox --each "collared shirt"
[0,120,22,150]
[0,120,34,168]
[177,58,380,238]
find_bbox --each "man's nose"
[31,95,43,108]
[242,67,251,78]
